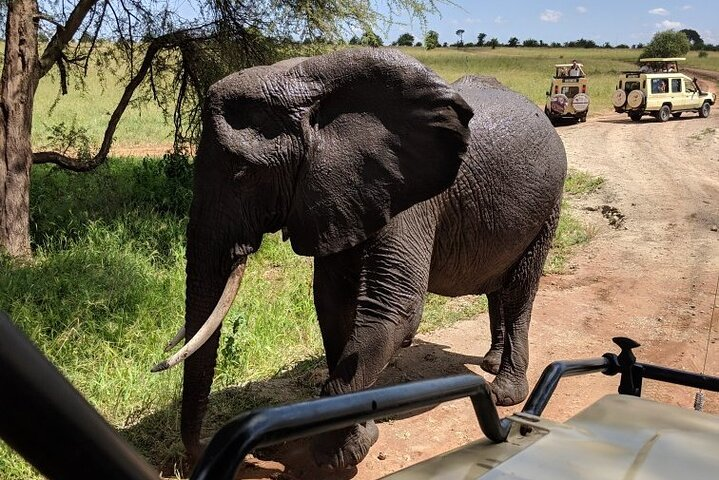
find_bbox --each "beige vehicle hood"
[384,394,719,479]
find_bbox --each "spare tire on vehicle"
[572,93,590,112]
[612,89,627,108]
[627,90,644,109]
[549,94,568,114]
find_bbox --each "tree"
[679,28,704,49]
[0,0,441,258]
[522,38,539,47]
[424,30,440,50]
[477,32,486,46]
[455,29,464,46]
[507,36,519,47]
[488,37,499,49]
[360,28,383,47]
[642,30,691,59]
[395,33,415,46]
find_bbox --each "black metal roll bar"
[0,311,158,480]
[191,374,511,480]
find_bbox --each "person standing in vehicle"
[568,60,582,77]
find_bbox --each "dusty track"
[233,108,719,479]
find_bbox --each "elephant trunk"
[176,253,247,463]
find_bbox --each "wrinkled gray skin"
[179,48,566,470]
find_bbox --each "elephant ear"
[286,49,473,257]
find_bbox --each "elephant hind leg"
[491,201,561,406]
[480,291,504,375]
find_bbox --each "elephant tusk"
[163,326,186,352]
[151,261,246,373]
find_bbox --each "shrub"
[642,30,691,58]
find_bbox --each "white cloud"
[656,20,682,29]
[649,8,669,16]
[540,9,562,23]
[494,16,503,24]
[576,6,588,14]
[681,5,693,10]
[701,29,717,43]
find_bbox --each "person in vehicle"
[568,60,582,77]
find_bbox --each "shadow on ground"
[121,339,484,479]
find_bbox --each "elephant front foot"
[490,373,529,407]
[480,348,503,375]
[312,421,379,469]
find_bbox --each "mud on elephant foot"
[490,373,529,407]
[311,421,379,469]
[480,348,503,375]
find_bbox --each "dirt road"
[235,110,719,479]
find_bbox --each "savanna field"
[1,45,716,478]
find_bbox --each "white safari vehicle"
[612,57,716,122]
[544,63,590,123]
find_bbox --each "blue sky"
[373,1,717,46]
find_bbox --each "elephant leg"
[480,291,505,375]
[491,202,560,406]
[313,249,362,374]
[312,222,434,469]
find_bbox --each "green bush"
[642,30,691,59]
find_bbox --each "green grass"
[7,45,714,152]
[33,61,173,151]
[399,47,718,113]
[545,169,604,274]
[563,168,606,196]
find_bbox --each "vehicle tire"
[612,89,627,108]
[657,104,671,122]
[699,102,711,118]
[572,93,590,113]
[549,94,568,115]
[672,112,682,118]
[629,112,643,122]
[579,114,587,123]
[626,90,644,109]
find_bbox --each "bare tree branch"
[39,0,102,76]
[32,29,214,171]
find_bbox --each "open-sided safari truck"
[3,310,719,479]
[544,63,590,124]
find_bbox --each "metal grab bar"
[191,374,510,480]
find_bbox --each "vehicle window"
[651,79,668,94]
[671,79,682,92]
[624,81,640,93]
[686,81,697,93]
[561,86,579,97]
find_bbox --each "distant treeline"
[363,28,718,53]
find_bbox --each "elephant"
[151,48,567,471]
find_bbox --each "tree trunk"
[0,0,40,258]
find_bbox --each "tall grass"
[21,45,719,152]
